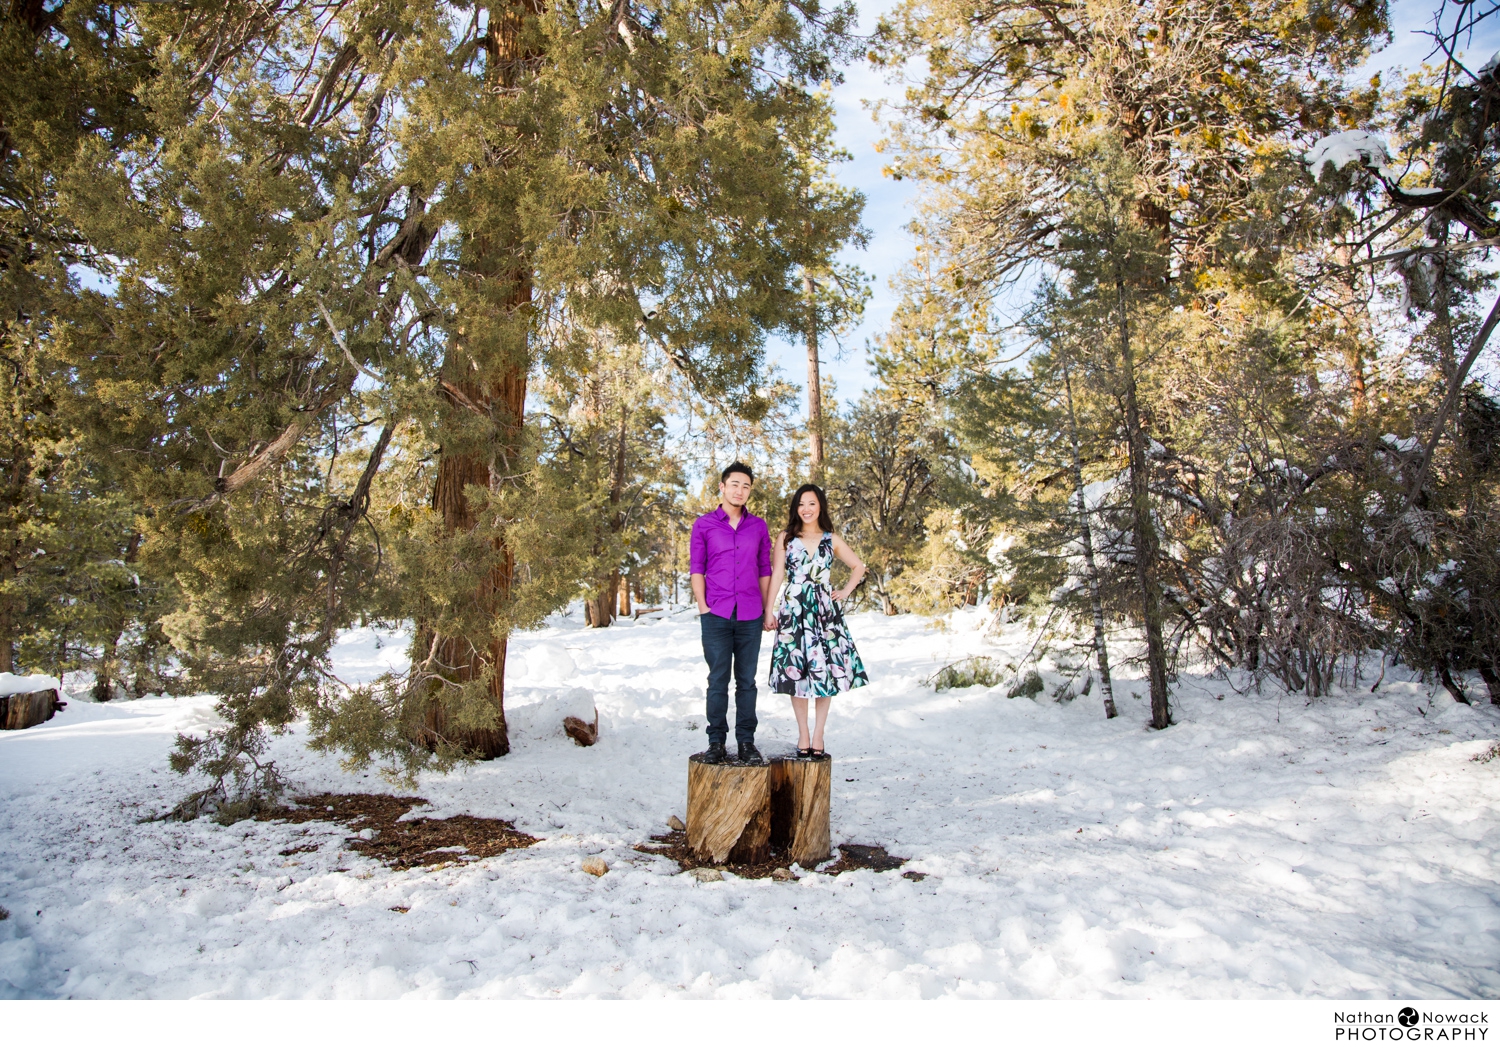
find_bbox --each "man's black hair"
[720,461,754,484]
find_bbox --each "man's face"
[719,471,752,508]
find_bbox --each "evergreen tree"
[34,0,863,811]
[874,0,1388,724]
[1301,4,1500,701]
[0,2,165,681]
[825,392,948,613]
[533,336,681,627]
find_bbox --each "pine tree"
[1301,6,1500,701]
[533,337,681,628]
[34,0,863,810]
[825,392,949,613]
[787,116,869,478]
[0,3,166,680]
[874,0,1387,725]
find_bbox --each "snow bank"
[507,687,598,740]
[0,673,58,697]
[1,616,1497,998]
[517,643,576,685]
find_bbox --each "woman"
[764,483,869,757]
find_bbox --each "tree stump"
[685,751,832,867]
[686,754,771,864]
[0,688,63,731]
[770,754,831,867]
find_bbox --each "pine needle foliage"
[6,0,867,815]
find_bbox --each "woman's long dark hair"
[783,484,835,549]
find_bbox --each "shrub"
[932,656,1004,691]
[1007,669,1045,699]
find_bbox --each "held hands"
[763,613,777,632]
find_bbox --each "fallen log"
[563,707,599,746]
[0,688,64,731]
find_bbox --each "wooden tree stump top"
[686,753,772,864]
[769,753,831,867]
[686,750,831,867]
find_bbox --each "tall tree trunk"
[804,272,824,478]
[588,402,630,628]
[1438,662,1472,706]
[1409,293,1500,502]
[1478,663,1500,705]
[1115,275,1172,729]
[93,531,144,702]
[1344,341,1368,414]
[1332,247,1369,413]
[0,590,14,675]
[585,591,609,627]
[415,0,541,758]
[1432,223,1457,383]
[422,353,525,758]
[0,487,29,675]
[1062,360,1117,719]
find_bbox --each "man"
[689,461,773,764]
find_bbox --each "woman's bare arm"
[830,533,866,602]
[764,533,788,630]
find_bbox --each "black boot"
[737,740,764,765]
[703,741,728,764]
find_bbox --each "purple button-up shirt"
[690,506,772,620]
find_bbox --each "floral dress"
[768,533,869,698]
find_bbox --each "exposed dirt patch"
[823,843,909,875]
[261,793,538,871]
[635,832,911,881]
[636,830,797,880]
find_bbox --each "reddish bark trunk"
[418,355,526,758]
[804,272,824,477]
[413,0,543,758]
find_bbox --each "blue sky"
[761,0,1500,409]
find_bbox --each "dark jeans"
[701,612,762,746]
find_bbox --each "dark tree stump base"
[0,688,64,731]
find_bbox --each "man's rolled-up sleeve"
[689,519,707,576]
[757,520,772,577]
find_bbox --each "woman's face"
[797,491,821,525]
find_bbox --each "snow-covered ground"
[2,609,1497,998]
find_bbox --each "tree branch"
[1409,292,1500,502]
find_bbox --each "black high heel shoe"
[796,746,814,758]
